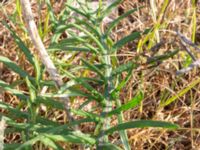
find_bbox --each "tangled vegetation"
[0,0,200,149]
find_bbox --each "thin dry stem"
[20,0,62,87]
[176,31,200,75]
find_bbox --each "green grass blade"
[37,97,65,110]
[40,137,64,150]
[79,99,93,109]
[74,17,101,37]
[112,32,141,51]
[69,23,105,52]
[45,0,58,24]
[0,56,29,78]
[53,23,104,52]
[26,77,36,104]
[100,0,123,22]
[34,56,42,87]
[104,120,179,135]
[111,64,135,99]
[71,109,101,122]
[111,62,137,76]
[97,143,122,150]
[106,7,143,36]
[66,4,90,19]
[107,92,144,117]
[45,132,96,145]
[71,77,105,101]
[147,49,179,64]
[67,87,101,101]
[81,59,106,80]
[16,135,44,150]
[42,88,100,102]
[4,144,21,150]
[0,80,64,110]
[2,21,35,65]
[77,77,104,85]
[160,77,200,107]
[0,102,27,119]
[0,104,58,127]
[48,46,91,52]
[0,80,28,100]
[50,36,87,46]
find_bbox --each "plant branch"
[20,0,72,121]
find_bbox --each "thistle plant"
[0,0,179,149]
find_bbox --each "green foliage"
[0,0,179,149]
[103,120,179,136]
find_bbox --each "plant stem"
[20,0,72,122]
[191,1,197,42]
[116,98,131,150]
[101,54,113,142]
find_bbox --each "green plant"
[0,0,179,149]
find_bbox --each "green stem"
[116,98,131,150]
[191,3,197,42]
[97,51,113,144]
[103,54,113,137]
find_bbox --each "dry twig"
[176,31,200,75]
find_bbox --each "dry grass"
[1,0,200,149]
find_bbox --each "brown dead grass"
[1,0,200,149]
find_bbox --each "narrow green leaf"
[48,46,91,52]
[104,120,179,136]
[50,36,88,46]
[106,7,143,35]
[45,0,58,24]
[79,99,93,109]
[53,23,104,52]
[111,64,135,100]
[113,32,141,51]
[0,102,27,119]
[74,17,101,37]
[45,132,96,145]
[3,117,47,133]
[42,87,100,102]
[66,4,90,19]
[100,0,123,22]
[40,137,64,150]
[71,109,101,122]
[2,21,35,65]
[81,59,106,80]
[73,77,105,100]
[26,77,36,103]
[0,80,28,100]
[111,62,137,76]
[77,77,104,85]
[37,97,65,110]
[69,23,105,52]
[50,31,98,53]
[161,77,200,107]
[107,92,143,117]
[147,49,179,64]
[118,129,130,150]
[34,56,42,87]
[0,80,64,110]
[4,144,21,150]
[68,87,101,101]
[16,135,44,150]
[97,143,122,150]
[0,56,29,78]
[1,107,59,128]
